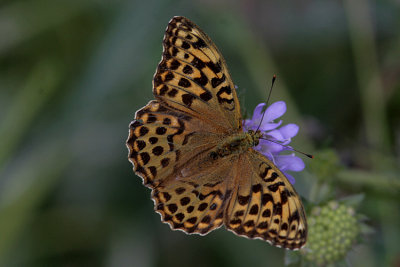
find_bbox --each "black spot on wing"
[216,86,234,108]
[146,114,157,123]
[139,127,149,136]
[159,85,168,96]
[181,41,190,49]
[211,74,226,88]
[182,132,195,145]
[288,210,299,223]
[175,187,186,194]
[268,182,285,192]
[192,57,205,69]
[182,65,193,74]
[163,118,171,125]
[264,172,279,183]
[136,140,146,150]
[182,94,195,107]
[161,158,170,167]
[152,146,164,156]
[165,72,174,82]
[200,91,212,101]
[130,120,143,129]
[252,184,262,193]
[156,127,167,135]
[280,190,289,204]
[149,137,158,144]
[192,37,206,48]
[249,204,259,215]
[273,202,282,215]
[238,195,250,205]
[180,197,190,206]
[167,203,178,213]
[170,59,181,70]
[178,78,191,88]
[193,72,208,86]
[167,88,178,97]
[206,61,222,74]
[140,152,150,165]
[262,193,273,205]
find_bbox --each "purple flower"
[243,101,305,184]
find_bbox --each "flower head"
[301,201,360,265]
[244,101,304,184]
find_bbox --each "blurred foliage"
[0,0,399,266]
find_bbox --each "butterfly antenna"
[256,75,277,132]
[259,137,314,159]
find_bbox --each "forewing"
[153,16,242,133]
[225,150,307,250]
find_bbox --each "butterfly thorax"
[210,130,262,159]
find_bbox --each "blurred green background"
[1,0,399,266]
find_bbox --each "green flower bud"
[301,201,359,265]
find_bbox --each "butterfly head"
[247,129,263,147]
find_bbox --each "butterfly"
[126,16,307,250]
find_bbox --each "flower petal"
[283,172,296,185]
[266,129,285,141]
[275,154,305,172]
[259,120,282,131]
[279,124,299,139]
[252,103,266,122]
[263,101,286,123]
[259,139,283,153]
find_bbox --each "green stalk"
[343,0,390,168]
[0,61,60,170]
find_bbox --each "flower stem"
[336,169,400,194]
[343,0,390,168]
